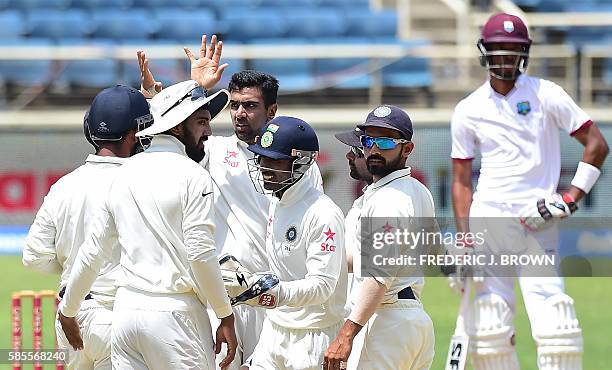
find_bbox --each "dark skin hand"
[323,319,362,370]
[215,313,238,370]
[58,310,83,350]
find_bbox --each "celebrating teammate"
[220,116,346,370]
[333,127,373,308]
[23,86,152,370]
[325,105,436,370]
[450,13,609,370]
[139,35,323,370]
[57,36,238,370]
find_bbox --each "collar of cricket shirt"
[145,134,188,157]
[85,154,126,165]
[279,170,313,205]
[487,73,526,98]
[370,167,412,191]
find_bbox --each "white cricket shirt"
[345,193,366,261]
[265,173,347,330]
[344,192,366,311]
[60,135,232,319]
[202,134,324,273]
[352,168,435,304]
[451,74,592,204]
[24,155,124,307]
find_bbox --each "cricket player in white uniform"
[325,105,435,370]
[57,47,238,368]
[138,35,323,369]
[23,85,152,370]
[450,13,609,370]
[219,116,346,370]
[333,128,373,310]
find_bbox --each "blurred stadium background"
[1,0,611,369]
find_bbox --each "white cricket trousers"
[347,299,435,370]
[111,287,215,370]
[469,200,566,311]
[250,318,343,370]
[55,299,112,370]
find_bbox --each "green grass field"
[2,255,611,369]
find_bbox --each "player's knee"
[467,293,516,356]
[532,293,583,368]
[466,293,520,370]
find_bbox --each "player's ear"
[402,142,414,157]
[267,103,278,120]
[124,128,138,146]
[169,122,184,137]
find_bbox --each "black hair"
[228,70,279,108]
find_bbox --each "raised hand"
[137,50,163,98]
[184,34,229,90]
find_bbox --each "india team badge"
[373,105,391,118]
[261,131,274,147]
[285,225,298,242]
[517,101,531,116]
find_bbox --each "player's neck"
[489,77,516,96]
[97,146,129,158]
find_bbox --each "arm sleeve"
[23,193,62,274]
[60,202,117,317]
[278,207,345,307]
[546,82,592,135]
[347,277,386,326]
[183,171,232,319]
[450,104,476,160]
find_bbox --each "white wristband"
[571,161,601,194]
[140,84,158,98]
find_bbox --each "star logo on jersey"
[323,227,336,242]
[383,222,394,233]
[223,150,239,168]
[517,101,531,116]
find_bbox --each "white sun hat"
[136,80,230,137]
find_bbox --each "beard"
[366,153,403,178]
[185,144,205,163]
[183,128,206,163]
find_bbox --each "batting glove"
[519,193,578,231]
[219,254,280,309]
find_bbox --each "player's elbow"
[22,253,59,274]
[595,139,609,161]
[22,255,35,269]
[309,278,336,306]
[22,247,40,269]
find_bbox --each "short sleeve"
[546,82,592,136]
[450,103,476,159]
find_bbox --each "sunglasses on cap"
[350,146,364,157]
[360,135,410,150]
[161,86,207,117]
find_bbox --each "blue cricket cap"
[248,116,319,160]
[357,105,413,140]
[87,85,151,141]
